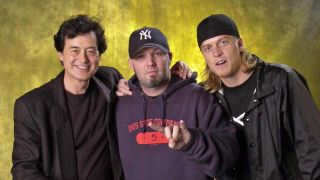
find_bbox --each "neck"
[64,77,90,95]
[222,68,254,88]
[141,82,170,97]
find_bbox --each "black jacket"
[12,67,124,180]
[217,57,320,180]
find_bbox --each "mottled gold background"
[1,0,319,179]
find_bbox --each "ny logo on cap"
[139,30,152,40]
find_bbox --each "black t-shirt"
[223,70,256,180]
[65,81,113,180]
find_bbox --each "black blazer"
[12,66,124,180]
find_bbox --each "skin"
[58,32,100,94]
[200,35,252,87]
[129,47,172,97]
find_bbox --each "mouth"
[216,60,226,65]
[75,65,90,70]
[146,70,158,75]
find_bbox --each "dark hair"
[53,15,107,54]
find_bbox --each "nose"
[212,46,223,57]
[145,54,156,66]
[79,50,89,63]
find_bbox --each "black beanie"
[197,14,239,47]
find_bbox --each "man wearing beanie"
[197,14,320,180]
[115,26,239,180]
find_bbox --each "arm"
[12,99,49,180]
[287,72,320,179]
[150,94,239,178]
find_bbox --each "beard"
[140,75,170,88]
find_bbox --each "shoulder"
[95,66,123,89]
[180,82,219,104]
[96,66,122,77]
[256,61,310,94]
[262,62,301,77]
[262,62,308,86]
[15,80,55,108]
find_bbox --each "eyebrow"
[201,36,231,48]
[69,46,97,49]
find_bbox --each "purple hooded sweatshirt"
[116,73,238,180]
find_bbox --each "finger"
[187,69,193,77]
[182,68,188,79]
[168,138,176,149]
[148,122,165,133]
[172,125,179,141]
[118,79,130,90]
[116,88,132,96]
[164,126,172,139]
[179,120,188,133]
[116,91,125,96]
[117,79,132,96]
[179,120,191,144]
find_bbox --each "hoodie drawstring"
[140,93,167,132]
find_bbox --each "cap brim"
[132,43,169,58]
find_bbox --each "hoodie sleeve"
[180,93,239,178]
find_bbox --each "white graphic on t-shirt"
[232,112,245,126]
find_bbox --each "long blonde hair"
[201,48,257,93]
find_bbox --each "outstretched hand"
[170,61,193,79]
[149,120,191,150]
[116,79,132,96]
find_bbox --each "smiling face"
[200,35,247,85]
[129,47,172,96]
[58,32,100,88]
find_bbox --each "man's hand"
[149,120,191,150]
[116,79,132,96]
[170,61,193,79]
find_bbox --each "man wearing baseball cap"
[197,14,320,179]
[115,26,239,180]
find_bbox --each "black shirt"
[223,70,256,180]
[65,81,113,180]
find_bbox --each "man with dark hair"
[115,26,239,180]
[12,15,123,180]
[197,14,320,179]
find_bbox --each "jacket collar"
[217,57,275,114]
[255,59,275,99]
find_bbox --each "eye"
[218,39,229,47]
[202,45,212,53]
[70,49,80,55]
[135,53,145,59]
[86,49,98,56]
[154,50,165,57]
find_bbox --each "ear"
[237,38,244,52]
[58,52,64,65]
[168,52,173,65]
[129,58,134,70]
[58,52,63,61]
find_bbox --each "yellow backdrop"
[1,0,320,179]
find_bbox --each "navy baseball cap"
[129,26,170,58]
